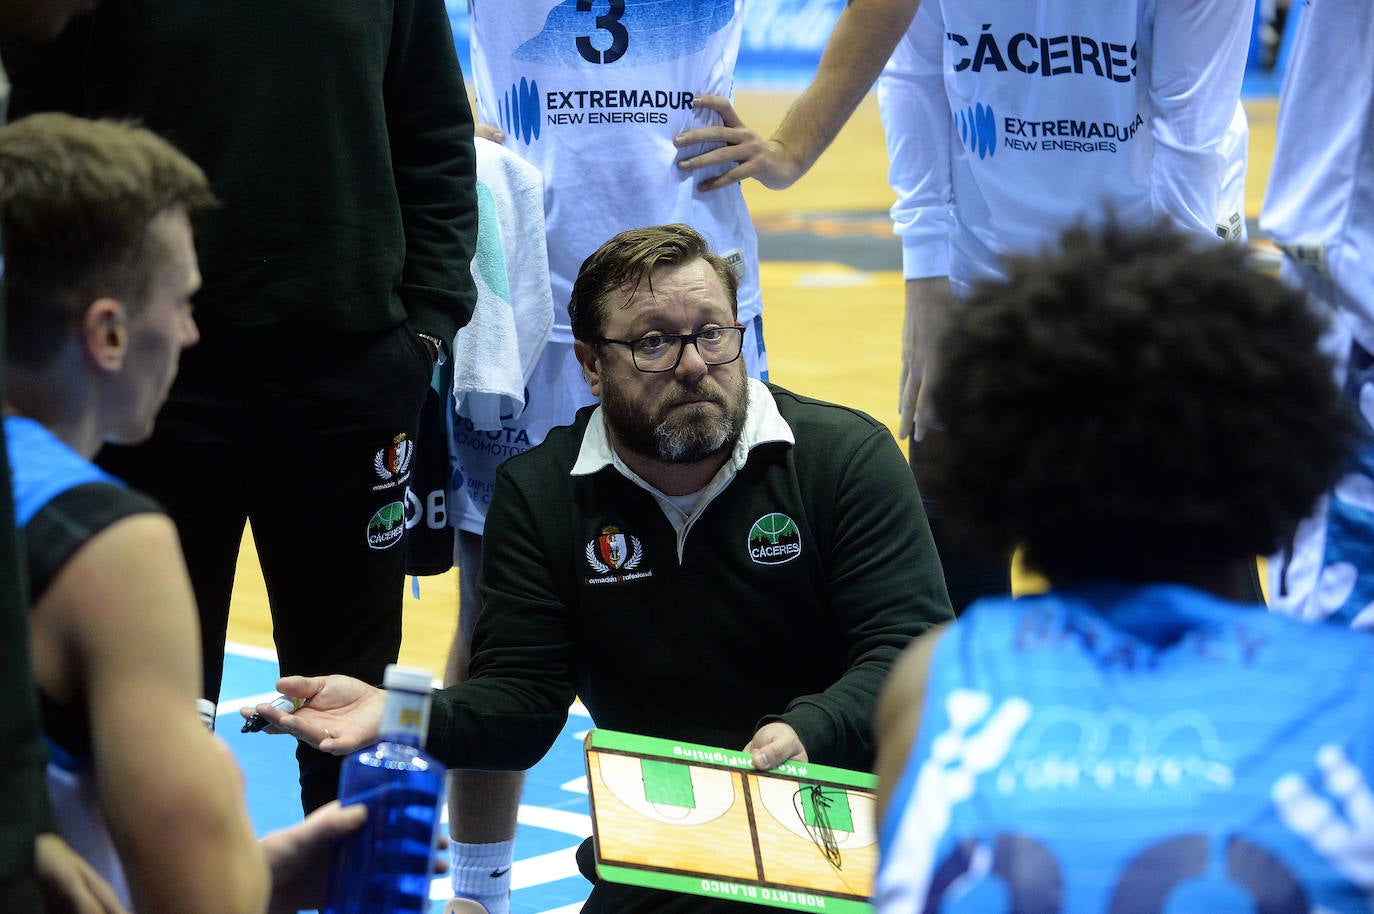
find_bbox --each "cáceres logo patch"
[366,501,406,550]
[748,513,801,565]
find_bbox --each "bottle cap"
[196,698,216,732]
[383,664,434,693]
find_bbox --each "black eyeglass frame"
[593,325,745,373]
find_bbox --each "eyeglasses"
[594,325,745,373]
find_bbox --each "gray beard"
[597,365,749,468]
[652,408,739,464]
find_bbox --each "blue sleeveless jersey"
[6,413,124,773]
[6,416,135,905]
[876,583,1374,913]
[6,416,121,527]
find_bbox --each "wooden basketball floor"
[224,91,1283,683]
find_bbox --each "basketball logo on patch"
[748,513,801,565]
[366,501,406,550]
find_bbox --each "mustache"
[656,382,725,406]
[659,381,726,410]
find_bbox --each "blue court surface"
[220,644,594,914]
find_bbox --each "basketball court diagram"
[584,730,877,912]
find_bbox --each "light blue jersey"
[5,415,132,907]
[5,415,119,527]
[876,584,1374,913]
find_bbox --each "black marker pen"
[242,694,308,733]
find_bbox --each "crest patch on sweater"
[585,525,652,584]
[371,432,414,492]
[748,513,802,565]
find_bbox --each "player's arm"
[676,0,922,191]
[877,1,955,442]
[874,628,944,822]
[899,277,956,442]
[1148,0,1251,235]
[36,514,270,913]
[33,833,131,914]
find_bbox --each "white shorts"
[447,340,590,536]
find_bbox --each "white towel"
[452,137,554,431]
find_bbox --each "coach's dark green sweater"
[428,383,952,773]
[2,0,477,342]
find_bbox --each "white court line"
[512,846,583,891]
[560,776,589,795]
[217,691,282,717]
[517,806,590,836]
[225,640,279,663]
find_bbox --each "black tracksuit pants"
[99,324,432,811]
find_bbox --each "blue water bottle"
[323,664,443,914]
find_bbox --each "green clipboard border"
[584,728,876,913]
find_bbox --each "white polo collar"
[571,378,794,482]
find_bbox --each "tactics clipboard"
[583,729,878,912]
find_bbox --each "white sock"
[450,839,514,914]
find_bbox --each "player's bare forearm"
[676,0,921,192]
[772,0,922,180]
[901,276,956,441]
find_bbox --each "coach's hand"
[242,674,384,755]
[745,722,808,771]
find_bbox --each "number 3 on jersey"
[577,0,628,64]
